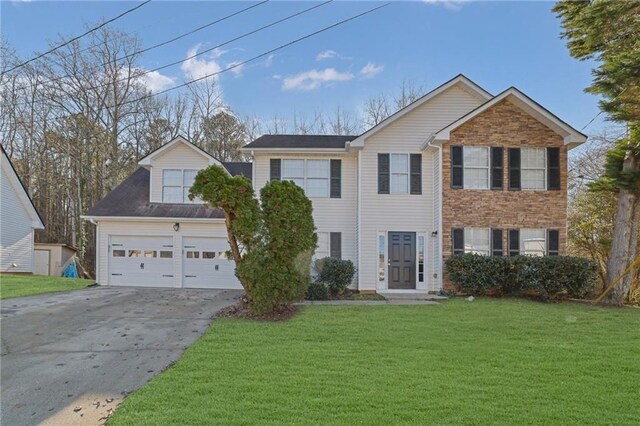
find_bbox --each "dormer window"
[162,169,199,203]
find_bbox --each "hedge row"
[445,254,598,301]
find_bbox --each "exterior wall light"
[173,223,180,232]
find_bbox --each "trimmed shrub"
[445,254,506,295]
[446,254,598,301]
[305,281,329,301]
[315,257,356,296]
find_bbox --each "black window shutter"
[451,146,464,189]
[270,159,281,181]
[491,147,504,190]
[410,153,422,195]
[330,159,341,198]
[491,228,504,256]
[547,147,561,190]
[547,229,560,256]
[452,228,464,255]
[508,229,520,256]
[378,154,390,194]
[330,232,342,259]
[508,148,521,190]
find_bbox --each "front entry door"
[388,232,416,289]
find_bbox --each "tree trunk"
[601,152,640,306]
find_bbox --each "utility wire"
[580,87,628,132]
[8,2,390,127]
[2,0,152,75]
[3,0,269,88]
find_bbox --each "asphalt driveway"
[0,286,242,425]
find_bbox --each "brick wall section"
[442,99,568,291]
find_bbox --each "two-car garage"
[103,228,242,289]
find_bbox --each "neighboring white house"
[84,75,586,293]
[1,145,45,274]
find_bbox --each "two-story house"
[85,75,586,294]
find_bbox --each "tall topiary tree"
[190,166,317,313]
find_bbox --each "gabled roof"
[350,74,493,147]
[1,144,44,229]
[243,134,357,151]
[138,135,222,167]
[432,87,588,148]
[221,162,253,180]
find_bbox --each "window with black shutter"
[451,146,463,189]
[508,148,521,190]
[547,229,560,256]
[491,147,504,190]
[452,228,464,255]
[508,229,520,256]
[270,158,281,181]
[547,148,560,190]
[330,232,342,259]
[491,228,504,256]
[378,154,390,194]
[410,153,422,194]
[330,159,341,198]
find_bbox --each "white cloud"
[422,0,465,11]
[359,62,384,79]
[139,70,175,92]
[282,68,354,91]
[264,54,275,67]
[227,61,244,77]
[316,50,338,61]
[181,44,223,82]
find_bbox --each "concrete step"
[377,291,448,301]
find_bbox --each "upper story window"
[282,159,330,198]
[463,147,490,189]
[390,154,409,194]
[162,169,200,203]
[521,148,546,189]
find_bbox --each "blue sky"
[2,0,606,134]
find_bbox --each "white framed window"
[163,169,200,203]
[463,147,490,189]
[390,153,409,194]
[314,232,329,260]
[520,228,546,256]
[464,228,490,255]
[282,159,330,198]
[521,148,546,190]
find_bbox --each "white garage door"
[183,237,242,289]
[109,236,175,287]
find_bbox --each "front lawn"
[0,274,94,299]
[110,299,640,425]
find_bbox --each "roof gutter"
[81,215,226,223]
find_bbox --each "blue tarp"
[62,261,79,278]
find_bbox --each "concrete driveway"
[1,286,242,425]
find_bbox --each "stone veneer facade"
[441,99,568,290]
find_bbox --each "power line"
[74,0,333,93]
[7,2,390,127]
[580,87,628,132]
[2,0,152,75]
[6,0,332,114]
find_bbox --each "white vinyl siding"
[150,143,211,203]
[314,232,329,260]
[464,228,490,255]
[463,147,490,189]
[521,148,546,190]
[253,153,358,287]
[520,228,546,256]
[282,159,330,198]
[359,84,486,292]
[1,162,36,273]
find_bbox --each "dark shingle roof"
[244,134,357,150]
[221,161,252,180]
[87,163,252,219]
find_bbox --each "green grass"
[0,274,94,299]
[110,299,640,425]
